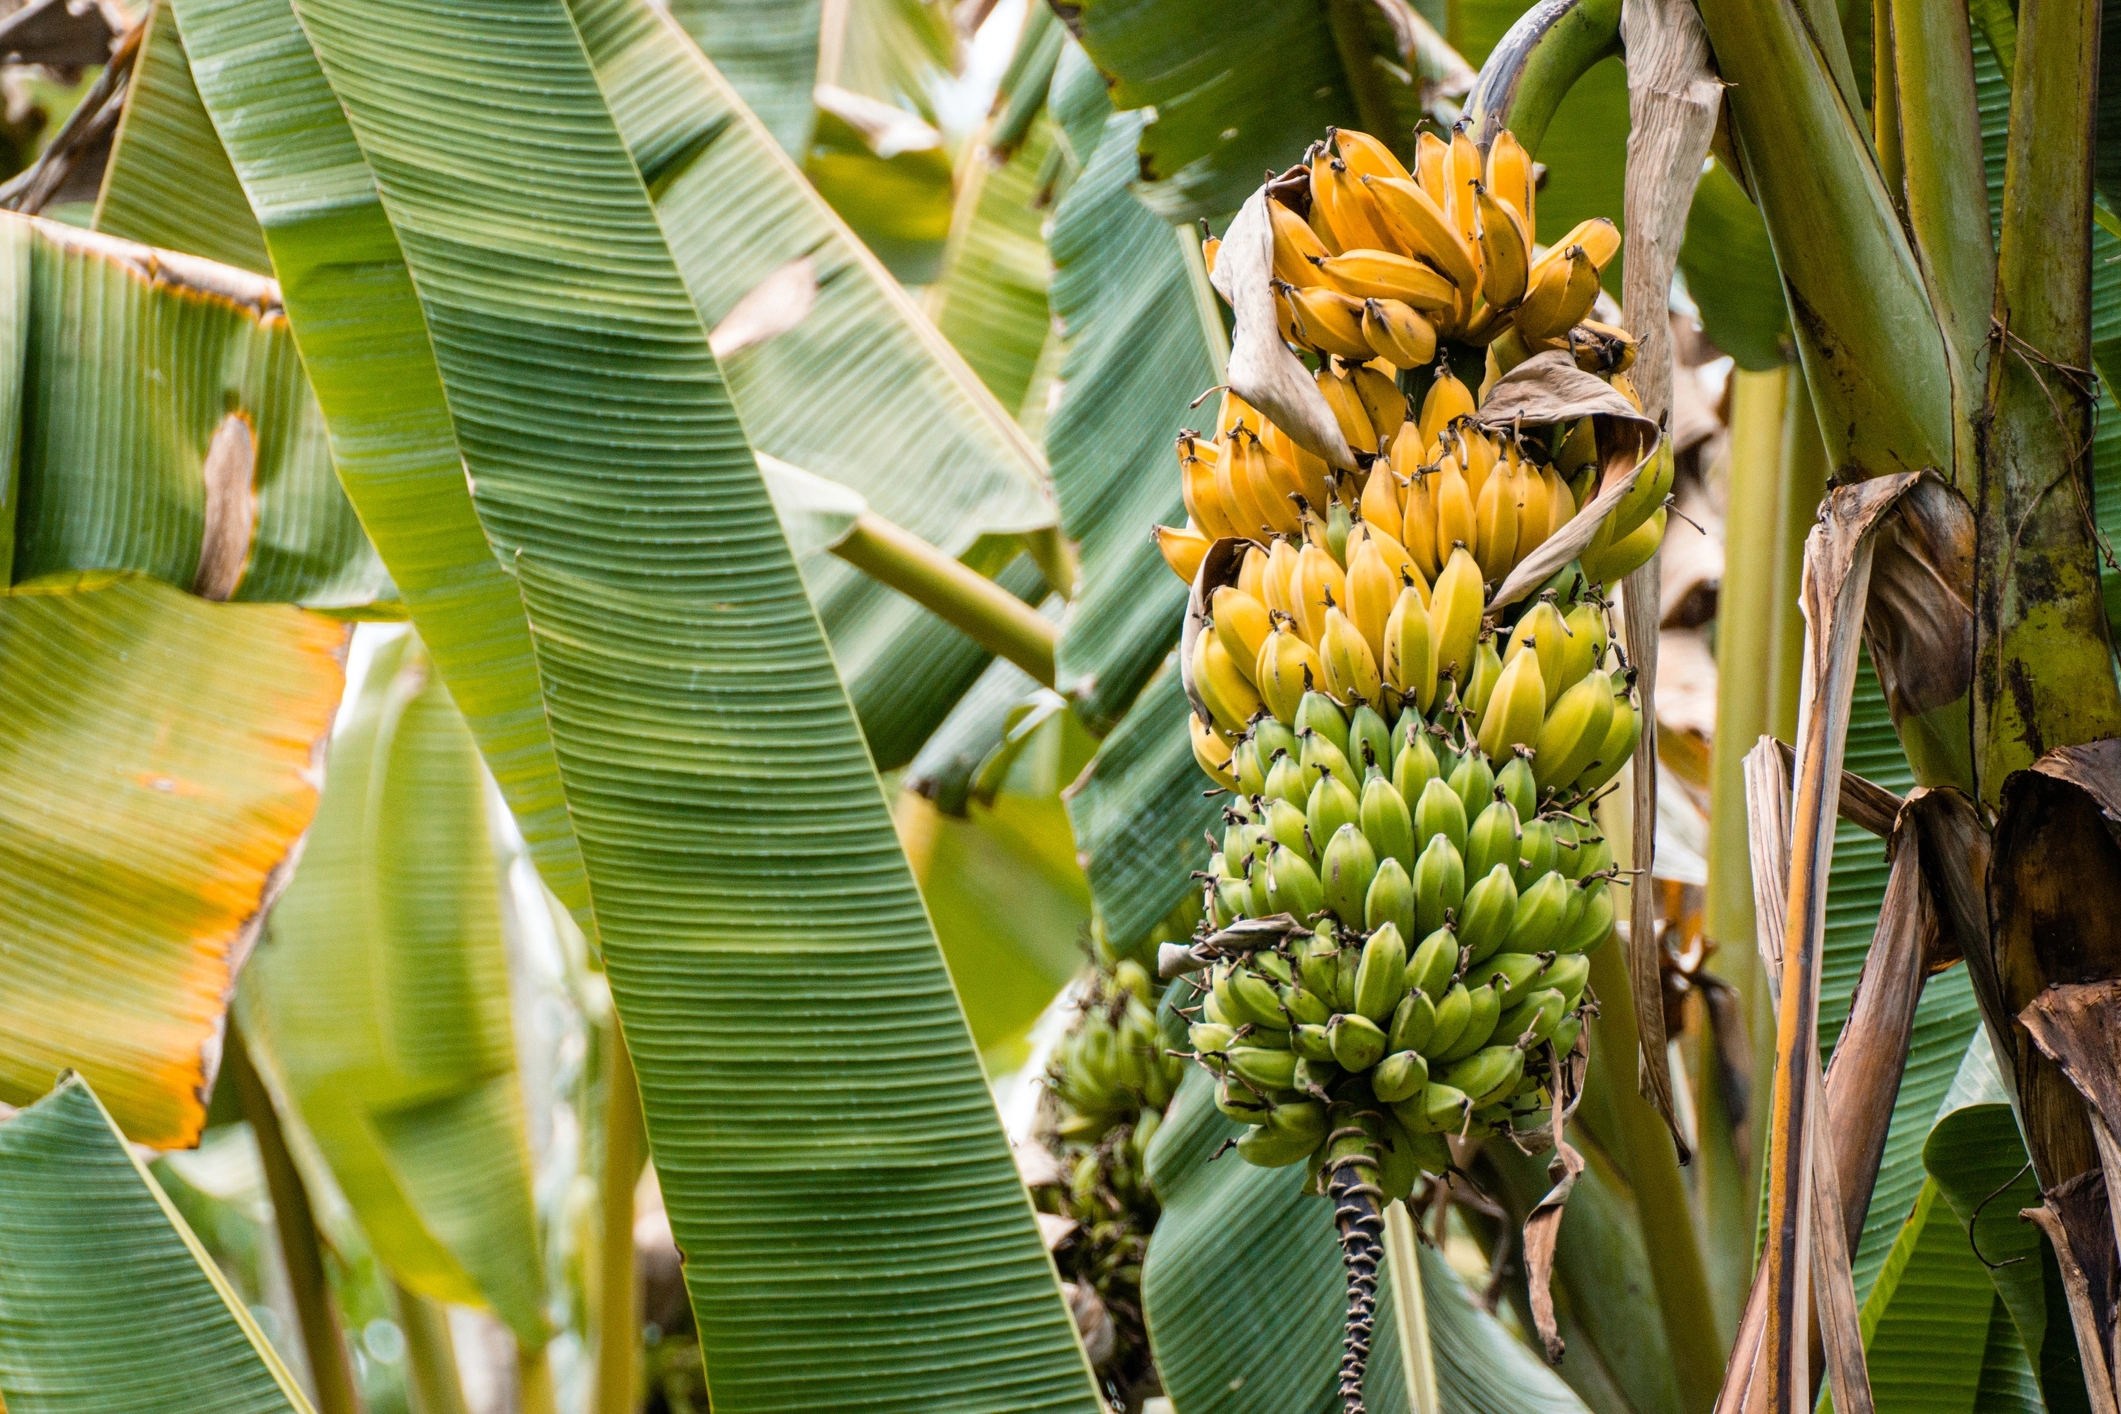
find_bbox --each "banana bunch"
[1047,960,1185,1146]
[1208,125,1626,371]
[1031,1096,1163,1400]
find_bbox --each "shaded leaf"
[1678,159,1790,369]
[0,574,343,1148]
[0,1074,314,1413]
[660,0,823,156]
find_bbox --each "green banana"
[1296,691,1352,758]
[1556,883,1614,953]
[1299,727,1357,794]
[1413,834,1466,938]
[1365,857,1417,941]
[1300,928,1340,995]
[1292,1023,1335,1061]
[1515,818,1559,886]
[1253,716,1301,768]
[1502,871,1571,952]
[1414,776,1469,854]
[1463,636,1503,720]
[1442,1044,1526,1107]
[1267,844,1327,920]
[1307,771,1362,854]
[1466,950,1547,1008]
[1408,928,1460,1001]
[1465,800,1521,882]
[1348,704,1393,779]
[1353,921,1408,1022]
[1456,864,1520,964]
[1328,1013,1388,1071]
[1496,755,1538,821]
[1360,774,1415,870]
[1233,736,1267,796]
[1238,1123,1321,1167]
[1403,1081,1473,1134]
[1264,751,1308,807]
[1190,1021,1238,1055]
[1393,733,1441,802]
[1229,1045,1300,1090]
[1423,983,1473,1058]
[1549,1013,1584,1055]
[1266,1098,1331,1147]
[1432,981,1501,1061]
[1376,1107,1422,1202]
[1449,750,1496,823]
[1388,988,1437,1053]
[1540,953,1590,1007]
[1216,1078,1274,1122]
[1372,1049,1429,1103]
[1497,986,1567,1045]
[1228,968,1292,1028]
[1265,797,1312,860]
[1323,823,1380,926]
[1281,981,1333,1026]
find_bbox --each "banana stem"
[830,511,1056,686]
[393,1280,468,1414]
[225,1023,367,1414]
[594,1023,646,1414]
[1330,1159,1386,1414]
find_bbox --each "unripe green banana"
[1267,843,1327,920]
[1300,928,1339,995]
[1413,833,1466,938]
[1238,1122,1321,1167]
[1365,856,1416,941]
[1296,1056,1343,1092]
[1328,1012,1389,1071]
[1233,736,1267,796]
[1496,756,1538,822]
[1423,983,1473,1058]
[1607,439,1674,543]
[1408,928,1460,1001]
[1571,831,1613,880]
[1353,921,1408,1022]
[1202,978,1238,1028]
[1229,1045,1300,1090]
[1376,1106,1421,1201]
[1296,691,1351,758]
[1292,1022,1335,1061]
[1503,871,1572,952]
[1360,774,1415,871]
[1404,1081,1473,1134]
[1253,715,1300,765]
[1324,824,1380,926]
[1266,797,1312,858]
[1228,968,1292,1028]
[1432,981,1501,1061]
[1390,704,1423,756]
[1457,864,1520,965]
[1264,750,1308,807]
[1392,732,1441,805]
[1466,950,1548,1008]
[1550,1012,1584,1055]
[1349,704,1392,780]
[1557,883,1614,953]
[1540,953,1591,1007]
[1465,800,1521,882]
[1307,770,1361,852]
[1190,1021,1238,1055]
[1532,668,1616,793]
[1281,981,1333,1026]
[1415,776,1469,854]
[1497,986,1567,1047]
[1515,819,1559,887]
[1572,685,1639,795]
[1211,876,1247,927]
[1298,728,1357,794]
[1372,1049,1429,1103]
[1449,751,1495,824]
[1332,945,1361,1014]
[1463,636,1504,721]
[1255,950,1294,985]
[1388,988,1437,1053]
[1443,1044,1526,1107]
[1246,857,1273,916]
[1216,1077,1273,1122]
[1266,1098,1331,1147]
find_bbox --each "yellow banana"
[1335,127,1412,182]
[1418,368,1475,445]
[1415,131,1452,208]
[1476,640,1546,760]
[1359,457,1403,545]
[1607,439,1674,541]
[1383,583,1438,712]
[1532,669,1616,791]
[1320,605,1384,705]
[1272,285,1308,344]
[1472,458,1520,581]
[1154,522,1211,583]
[1556,600,1607,692]
[1256,617,1326,722]
[1428,546,1485,684]
[1456,425,1499,508]
[1432,457,1476,560]
[1263,538,1303,620]
[1448,126,1484,254]
[1237,540,1270,604]
[1260,419,1335,510]
[1485,129,1536,238]
[1504,599,1568,694]
[1568,318,1638,374]
[1181,436,1246,541]
[1292,542,1347,644]
[1557,415,1599,490]
[1517,244,1602,340]
[1287,284,1377,361]
[1547,216,1622,271]
[1245,430,1306,535]
[1313,249,1460,309]
[1316,365,1380,456]
[1513,455,1554,561]
[1464,633,1503,719]
[1539,464,1576,544]
[1359,522,1427,608]
[1311,149,1394,253]
[1474,182,1530,310]
[1269,198,1332,288]
[1349,365,1407,447]
[1192,710,1240,789]
[1345,536,1399,664]
[1217,429,1281,538]
[1582,506,1666,585]
[1362,298,1438,368]
[1212,586,1275,679]
[1390,428,1441,578]
[1361,174,1480,297]
[1194,624,1264,733]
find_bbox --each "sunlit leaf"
[0,574,343,1148]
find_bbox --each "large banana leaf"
[1678,160,1790,369]
[0,210,387,608]
[1046,43,1224,729]
[213,0,1103,1407]
[0,1075,315,1413]
[661,0,824,156]
[241,630,547,1346]
[0,574,344,1148]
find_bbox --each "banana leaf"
[0,1074,315,1414]
[0,573,344,1148]
[1057,0,1359,222]
[0,209,387,608]
[240,630,548,1347]
[227,0,1105,1407]
[1046,45,1225,729]
[660,0,824,156]
[1678,160,1790,370]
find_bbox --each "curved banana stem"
[1461,0,1624,154]
[1330,1153,1387,1414]
[830,511,1057,686]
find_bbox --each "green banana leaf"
[240,630,548,1346]
[1057,0,1359,222]
[1849,1179,1995,1414]
[0,207,387,607]
[0,1073,314,1414]
[1142,1066,1591,1414]
[1678,160,1791,370]
[216,0,1104,1407]
[1046,45,1225,729]
[0,573,344,1148]
[661,0,824,156]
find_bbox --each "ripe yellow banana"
[1362,298,1438,369]
[1428,546,1485,684]
[1581,506,1666,585]
[1359,457,1403,545]
[1269,198,1332,288]
[1532,668,1616,790]
[1383,583,1437,712]
[1568,319,1638,374]
[1418,368,1475,445]
[1390,428,1441,577]
[1335,127,1412,182]
[1556,600,1607,691]
[1256,617,1325,722]
[1217,429,1280,538]
[1181,436,1245,541]
[1237,540,1269,603]
[1313,249,1460,310]
[1473,182,1530,310]
[1263,537,1303,620]
[1345,536,1399,664]
[1513,458,1554,561]
[1292,542,1347,643]
[1154,522,1210,583]
[1320,605,1383,705]
[1359,522,1427,607]
[1517,244,1601,341]
[1431,458,1476,561]
[1191,710,1239,789]
[1211,585,1275,678]
[1539,465,1576,544]
[1485,130,1535,239]
[1505,599,1568,692]
[1456,425,1499,508]
[1548,216,1622,271]
[1260,418,1335,510]
[1194,624,1264,733]
[1472,460,1520,582]
[1476,642,1546,760]
[1287,284,1377,361]
[1415,131,1451,207]
[1311,149,1394,253]
[1349,365,1407,446]
[1361,174,1480,297]
[1316,365,1380,456]
[1448,126,1484,254]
